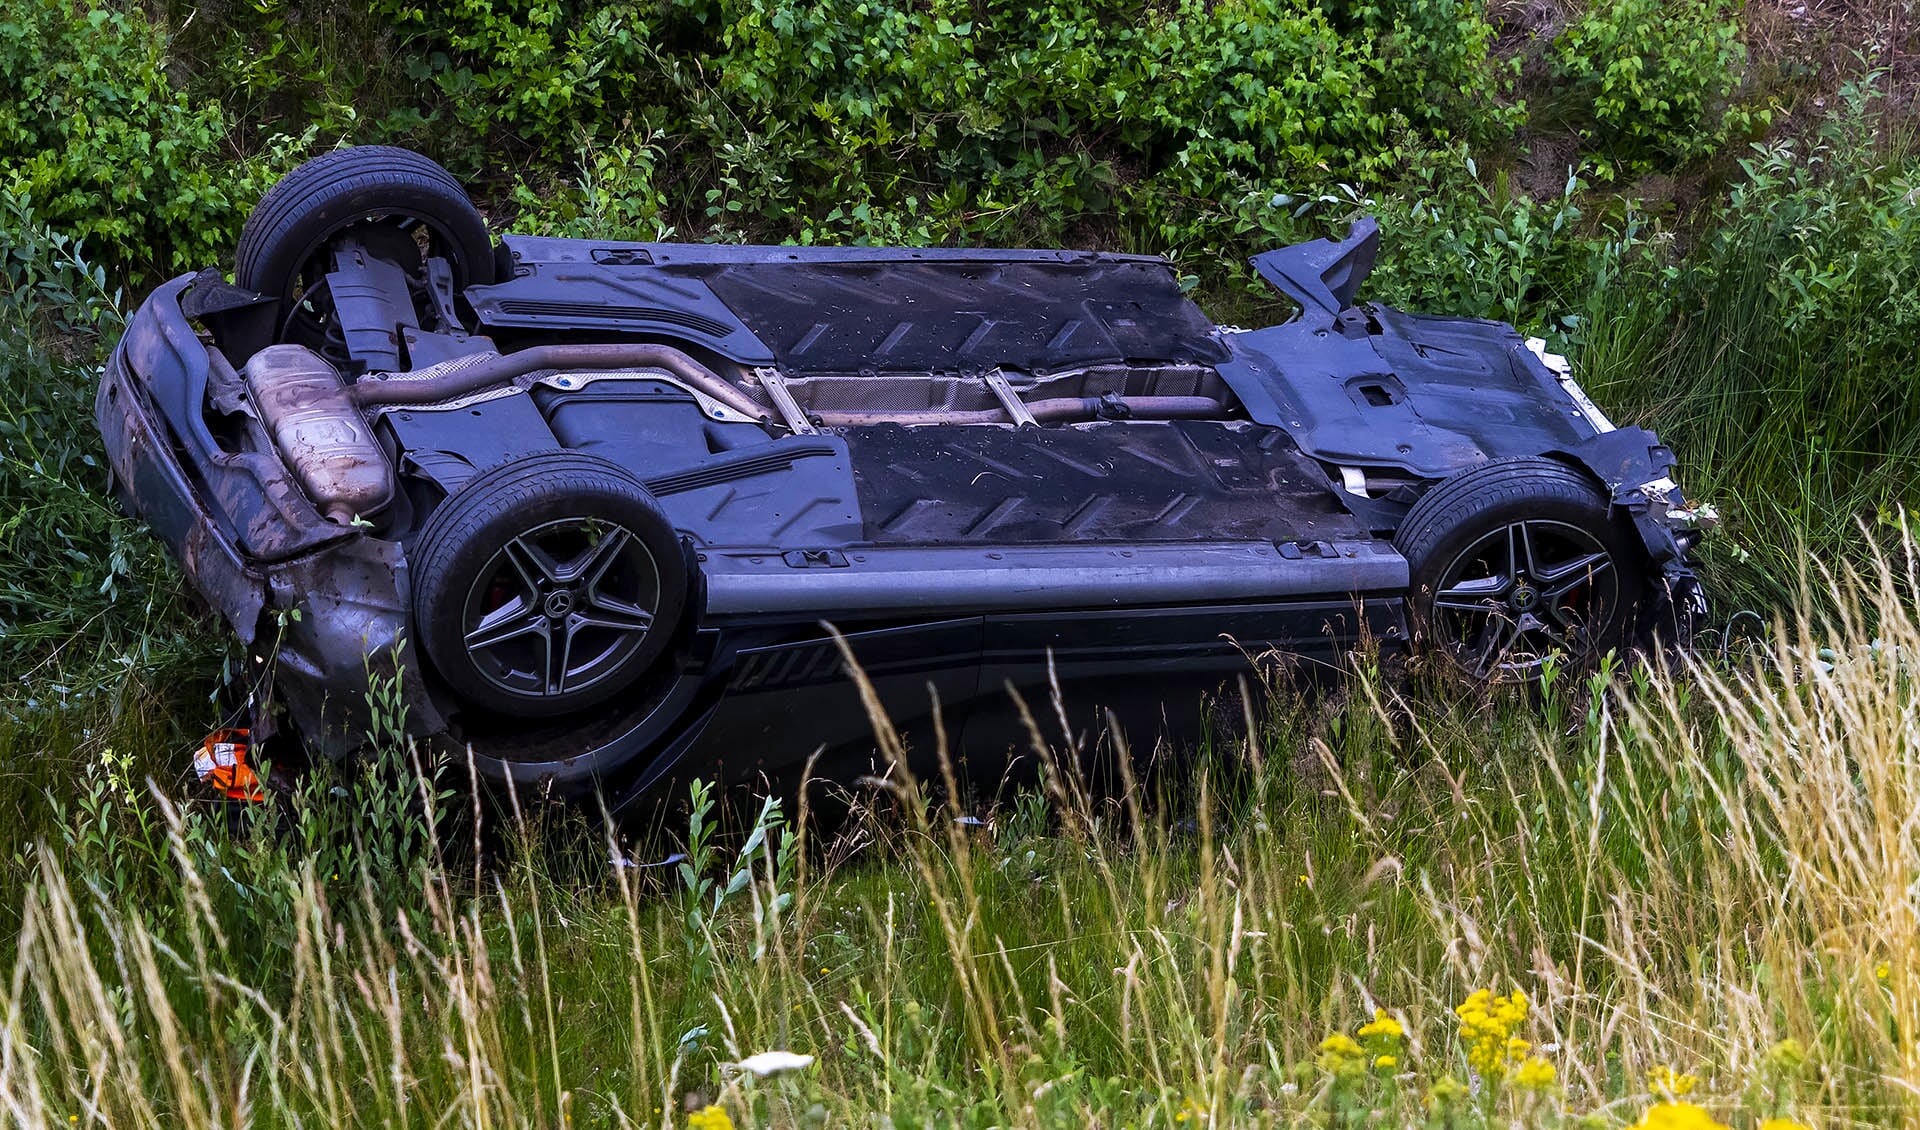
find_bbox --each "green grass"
[1578,82,1920,614]
[6,17,1920,1130]
[4,596,1916,1128]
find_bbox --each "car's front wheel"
[409,453,689,719]
[1395,456,1642,680]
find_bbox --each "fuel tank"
[243,344,393,524]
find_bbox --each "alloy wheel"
[459,518,662,699]
[1429,519,1620,678]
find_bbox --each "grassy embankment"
[4,556,1919,1127]
[5,0,1920,1125]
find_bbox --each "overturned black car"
[98,147,1707,809]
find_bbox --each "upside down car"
[97,147,1707,809]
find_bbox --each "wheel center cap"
[543,590,575,618]
[1511,586,1538,611]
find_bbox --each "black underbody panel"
[694,258,1228,374]
[467,262,771,362]
[843,420,1365,545]
[483,236,1227,371]
[1219,304,1594,479]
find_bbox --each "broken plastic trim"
[1526,336,1615,435]
[1249,218,1381,317]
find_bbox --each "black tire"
[1395,456,1643,680]
[236,146,495,319]
[410,453,689,719]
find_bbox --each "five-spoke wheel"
[1396,457,1642,681]
[461,519,663,699]
[411,453,689,719]
[1427,518,1621,678]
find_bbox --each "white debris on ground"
[730,1052,816,1077]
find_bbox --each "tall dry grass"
[6,545,1920,1127]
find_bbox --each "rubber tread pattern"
[409,452,689,718]
[241,152,462,283]
[1393,456,1641,675]
[1394,457,1607,566]
[236,146,493,299]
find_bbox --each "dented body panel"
[98,282,432,754]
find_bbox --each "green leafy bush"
[1550,0,1757,176]
[172,0,430,148]
[1579,80,1920,605]
[378,0,658,143]
[363,0,1518,261]
[1113,0,1390,192]
[1342,0,1518,139]
[1367,150,1604,327]
[0,1,279,278]
[0,194,207,696]
[509,133,678,242]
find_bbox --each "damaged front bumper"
[97,275,443,757]
[1522,334,1711,638]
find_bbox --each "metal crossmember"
[752,367,817,434]
[982,366,1037,427]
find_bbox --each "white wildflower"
[731,1051,816,1077]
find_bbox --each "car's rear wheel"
[1395,456,1642,680]
[236,146,495,356]
[410,453,689,719]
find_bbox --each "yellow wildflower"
[1425,1076,1470,1116]
[1317,1032,1367,1077]
[1375,1054,1398,1070]
[1647,1066,1699,1097]
[1173,1096,1208,1123]
[1513,1056,1557,1091]
[1358,1008,1404,1040]
[688,1106,735,1130]
[1876,962,1891,982]
[1455,988,1530,1079]
[1764,1039,1806,1076]
[1626,1101,1730,1130]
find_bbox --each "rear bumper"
[97,278,444,756]
[98,344,268,640]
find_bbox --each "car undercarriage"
[95,147,1708,809]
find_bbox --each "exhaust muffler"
[243,345,394,525]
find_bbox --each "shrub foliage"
[1549,0,1759,176]
[0,1,276,277]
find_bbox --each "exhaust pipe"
[810,395,1227,427]
[349,343,773,423]
[350,344,1230,429]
